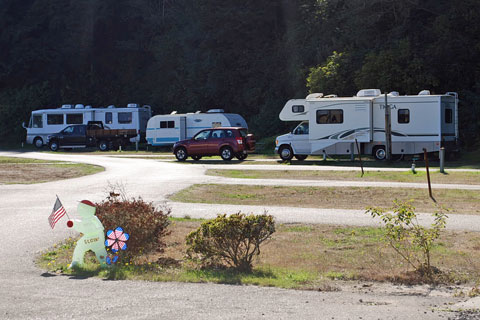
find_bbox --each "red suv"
[173,127,255,161]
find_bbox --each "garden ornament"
[69,200,108,268]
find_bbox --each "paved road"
[0,151,478,319]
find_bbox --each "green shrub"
[186,213,275,272]
[95,194,171,261]
[366,200,448,278]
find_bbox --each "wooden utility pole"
[423,148,434,200]
[355,138,364,177]
[384,93,392,161]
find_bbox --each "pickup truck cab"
[48,121,137,151]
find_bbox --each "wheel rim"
[222,148,231,159]
[281,148,291,159]
[177,149,186,159]
[35,139,43,148]
[100,143,107,150]
[376,148,386,160]
[50,143,57,151]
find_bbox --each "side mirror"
[22,122,26,129]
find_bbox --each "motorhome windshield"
[29,114,43,128]
[293,122,309,135]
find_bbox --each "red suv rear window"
[239,129,248,138]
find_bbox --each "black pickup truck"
[48,121,137,151]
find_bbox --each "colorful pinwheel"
[105,227,129,253]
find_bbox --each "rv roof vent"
[306,93,324,99]
[325,94,338,98]
[195,110,201,114]
[356,89,381,97]
[170,111,177,115]
[388,91,400,96]
[107,105,116,109]
[207,109,225,113]
[418,90,431,95]
[61,104,73,109]
[75,104,84,109]
[85,105,92,109]
[127,103,139,108]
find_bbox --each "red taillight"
[236,138,243,145]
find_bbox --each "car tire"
[220,146,233,161]
[34,137,44,149]
[279,145,293,161]
[294,155,308,161]
[192,155,202,161]
[175,147,188,161]
[98,140,109,151]
[373,146,386,161]
[49,141,59,152]
[236,153,248,160]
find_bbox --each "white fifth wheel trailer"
[24,104,151,148]
[146,109,248,146]
[275,89,458,161]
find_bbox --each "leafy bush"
[186,213,275,272]
[95,194,171,261]
[366,200,448,278]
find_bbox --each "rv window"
[445,109,453,124]
[47,114,63,125]
[168,121,175,128]
[160,121,167,128]
[212,122,221,128]
[118,112,132,124]
[316,110,343,124]
[32,115,43,128]
[398,109,410,124]
[292,105,305,113]
[66,113,83,124]
[105,112,113,124]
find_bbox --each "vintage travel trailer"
[146,109,248,146]
[275,89,458,160]
[24,104,152,148]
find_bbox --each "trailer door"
[179,117,186,140]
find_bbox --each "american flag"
[48,197,67,229]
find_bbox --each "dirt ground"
[0,163,103,184]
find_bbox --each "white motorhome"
[146,109,248,146]
[24,104,152,148]
[275,89,458,160]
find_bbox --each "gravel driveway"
[0,151,478,319]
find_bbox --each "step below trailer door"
[179,117,186,140]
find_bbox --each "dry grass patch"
[39,219,480,287]
[207,169,480,185]
[170,184,480,215]
[0,156,104,184]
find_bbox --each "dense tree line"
[0,0,479,148]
